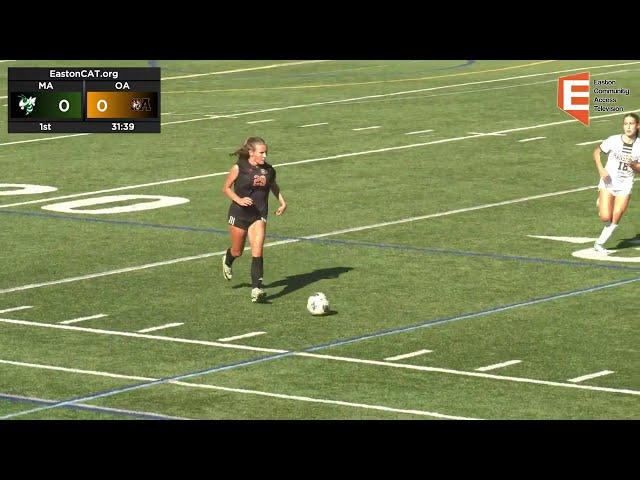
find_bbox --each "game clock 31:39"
[111,122,135,131]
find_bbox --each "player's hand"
[237,197,253,206]
[598,169,611,183]
[275,204,287,215]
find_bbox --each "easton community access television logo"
[557,72,589,126]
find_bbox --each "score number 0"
[55,98,108,113]
[96,99,108,112]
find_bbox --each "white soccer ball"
[307,292,330,316]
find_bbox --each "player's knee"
[598,213,612,222]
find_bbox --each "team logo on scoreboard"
[130,97,152,111]
[18,94,37,116]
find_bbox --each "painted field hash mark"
[568,370,615,383]
[59,314,108,325]
[475,360,522,371]
[385,349,433,361]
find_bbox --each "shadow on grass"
[613,234,640,250]
[232,266,353,302]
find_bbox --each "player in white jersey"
[592,113,640,253]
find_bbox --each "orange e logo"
[557,72,590,126]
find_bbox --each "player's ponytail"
[230,136,266,161]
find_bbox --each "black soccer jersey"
[232,157,276,217]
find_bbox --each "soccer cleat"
[222,255,232,281]
[593,243,612,254]
[251,287,266,303]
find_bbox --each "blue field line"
[0,352,293,420]
[305,275,640,351]
[1,209,638,272]
[0,392,180,420]
[3,274,639,420]
[0,209,230,235]
[306,238,640,272]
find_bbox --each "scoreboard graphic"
[8,67,160,133]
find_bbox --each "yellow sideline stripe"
[161,60,330,81]
[164,60,557,93]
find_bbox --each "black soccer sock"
[251,256,264,288]
[225,248,237,267]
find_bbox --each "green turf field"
[0,60,638,419]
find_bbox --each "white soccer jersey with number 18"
[600,134,640,190]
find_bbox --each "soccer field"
[0,59,638,419]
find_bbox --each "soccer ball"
[307,292,330,316]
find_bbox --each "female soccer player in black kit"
[221,137,287,302]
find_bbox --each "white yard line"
[568,370,615,383]
[404,129,434,135]
[156,69,640,125]
[3,108,635,210]
[0,359,153,381]
[475,360,522,371]
[576,140,603,146]
[3,62,637,149]
[0,306,32,314]
[468,132,506,136]
[0,134,91,147]
[0,250,228,294]
[171,380,474,420]
[59,313,108,325]
[299,122,328,128]
[518,137,546,143]
[0,390,187,420]
[297,353,639,396]
[353,126,381,131]
[0,318,285,353]
[246,119,274,124]
[218,331,266,342]
[384,349,432,361]
[162,62,639,95]
[306,185,599,238]
[528,235,598,244]
[161,61,553,94]
[137,322,184,333]
[0,239,300,294]
[0,358,475,420]
[0,319,636,397]
[0,184,603,295]
[161,60,330,81]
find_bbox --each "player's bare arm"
[271,181,287,215]
[593,146,610,182]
